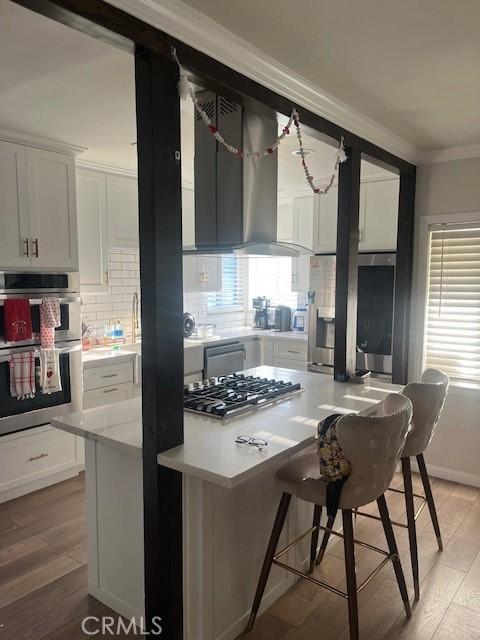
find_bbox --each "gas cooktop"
[184,373,303,419]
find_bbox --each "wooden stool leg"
[402,457,420,600]
[377,494,411,618]
[315,515,335,566]
[309,504,322,573]
[417,453,443,550]
[246,492,291,633]
[342,509,359,640]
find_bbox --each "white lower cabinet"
[273,340,308,371]
[83,359,135,409]
[0,425,83,503]
[84,383,134,409]
[242,339,262,369]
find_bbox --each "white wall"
[410,156,480,487]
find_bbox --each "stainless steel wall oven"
[0,272,81,436]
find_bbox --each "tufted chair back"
[335,394,412,508]
[401,368,448,459]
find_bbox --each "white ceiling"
[0,0,391,189]
[181,0,480,152]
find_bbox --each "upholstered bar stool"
[246,394,413,640]
[322,369,448,601]
[394,368,449,599]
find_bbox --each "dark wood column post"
[334,147,361,381]
[135,47,184,638]
[392,168,416,384]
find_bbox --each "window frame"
[413,211,480,396]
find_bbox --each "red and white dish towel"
[8,351,36,399]
[39,349,62,394]
[4,299,33,342]
[40,298,61,349]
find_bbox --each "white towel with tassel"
[8,351,36,399]
[39,349,62,394]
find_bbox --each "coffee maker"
[252,297,270,330]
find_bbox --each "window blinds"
[425,223,480,383]
[248,257,299,308]
[207,256,245,311]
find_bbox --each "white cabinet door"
[183,256,222,292]
[243,340,261,369]
[76,169,108,293]
[314,187,337,253]
[277,199,294,242]
[0,141,30,269]
[359,179,399,252]
[291,196,314,292]
[182,186,195,247]
[27,148,78,270]
[107,174,139,249]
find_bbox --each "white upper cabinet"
[0,141,78,272]
[182,186,195,248]
[0,141,30,268]
[277,200,294,242]
[314,187,338,254]
[183,255,222,292]
[312,179,399,254]
[291,196,314,292]
[106,174,139,249]
[76,169,108,293]
[359,179,399,251]
[27,148,78,270]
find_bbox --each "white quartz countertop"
[191,326,308,344]
[52,366,401,486]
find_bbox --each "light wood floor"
[0,473,136,639]
[244,472,480,640]
[0,472,479,639]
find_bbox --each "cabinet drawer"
[0,426,78,493]
[274,356,308,372]
[84,361,134,391]
[84,382,134,409]
[274,342,307,361]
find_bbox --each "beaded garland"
[172,47,347,195]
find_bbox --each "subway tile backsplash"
[81,249,248,341]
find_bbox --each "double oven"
[0,272,82,436]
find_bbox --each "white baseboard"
[0,465,83,504]
[411,460,480,489]
[89,586,145,628]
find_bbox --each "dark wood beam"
[13,0,416,174]
[392,169,416,384]
[135,47,184,637]
[334,148,361,381]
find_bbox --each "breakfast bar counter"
[52,367,401,640]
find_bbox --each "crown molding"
[76,158,137,177]
[107,0,420,164]
[0,128,86,156]
[419,142,480,165]
[76,157,195,189]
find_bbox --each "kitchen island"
[52,367,401,640]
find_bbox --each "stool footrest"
[272,522,397,601]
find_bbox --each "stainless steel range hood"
[183,92,313,258]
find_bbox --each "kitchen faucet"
[132,292,140,342]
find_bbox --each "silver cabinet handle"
[23,238,29,257]
[287,350,300,354]
[32,238,39,258]
[29,452,48,462]
[101,373,117,379]
[102,387,119,393]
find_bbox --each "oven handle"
[0,340,81,360]
[0,295,81,304]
